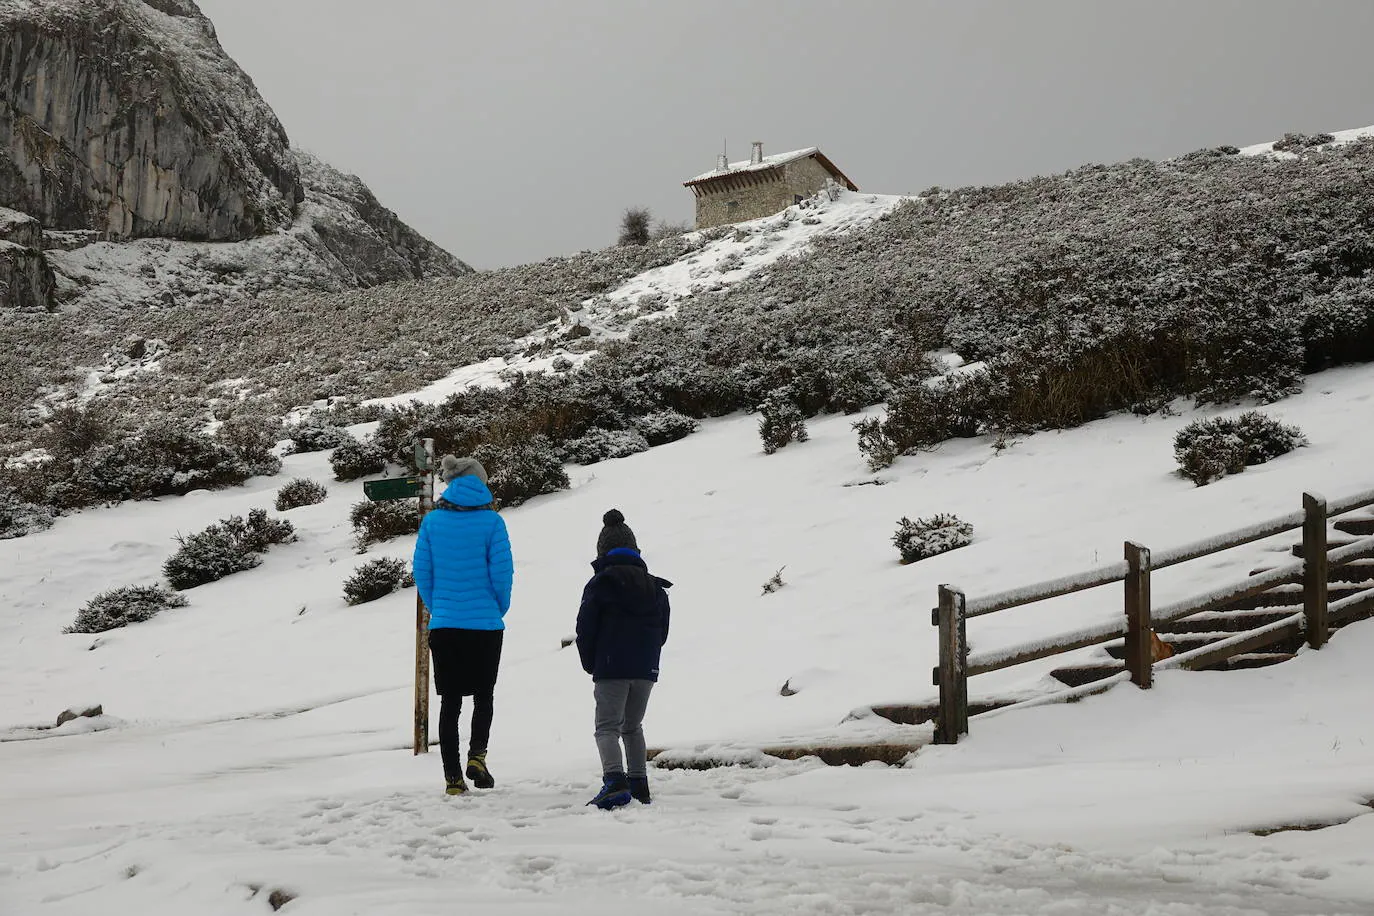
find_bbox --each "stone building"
[683,143,858,229]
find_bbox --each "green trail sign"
[363,476,422,502]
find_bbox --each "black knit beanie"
[596,509,639,556]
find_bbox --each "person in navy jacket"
[413,455,512,795]
[577,509,672,808]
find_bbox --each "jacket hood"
[440,475,496,508]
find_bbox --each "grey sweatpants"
[593,679,654,778]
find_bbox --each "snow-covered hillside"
[3,349,1374,914]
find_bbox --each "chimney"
[717,152,729,170]
[751,141,763,165]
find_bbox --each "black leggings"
[438,692,493,778]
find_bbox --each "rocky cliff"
[0,0,468,311]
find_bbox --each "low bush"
[559,428,649,465]
[874,368,1010,460]
[758,393,808,455]
[80,419,256,502]
[34,403,116,460]
[473,436,569,507]
[1272,132,1335,153]
[0,488,55,539]
[164,509,296,590]
[1174,412,1307,486]
[633,409,699,446]
[893,514,974,564]
[275,478,328,511]
[214,412,284,474]
[66,584,189,634]
[288,422,353,454]
[330,437,387,481]
[350,499,420,550]
[343,557,415,605]
[853,416,899,472]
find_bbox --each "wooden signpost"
[363,439,435,756]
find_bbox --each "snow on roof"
[685,147,821,184]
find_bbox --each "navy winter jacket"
[413,476,513,630]
[576,549,671,681]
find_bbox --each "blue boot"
[587,773,631,810]
[628,775,651,804]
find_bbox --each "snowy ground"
[3,354,1374,913]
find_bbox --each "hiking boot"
[628,775,651,805]
[587,773,631,810]
[445,775,469,796]
[466,753,495,789]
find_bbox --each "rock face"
[0,206,54,310]
[0,0,302,242]
[0,0,468,311]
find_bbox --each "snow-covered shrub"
[869,369,1009,462]
[288,422,352,454]
[559,428,649,465]
[760,567,786,596]
[66,584,188,634]
[1272,132,1335,153]
[0,488,55,539]
[1231,411,1308,464]
[350,499,419,550]
[1173,412,1306,486]
[758,392,808,455]
[330,437,386,481]
[893,514,974,564]
[164,509,296,590]
[83,419,254,502]
[35,403,116,460]
[1301,278,1374,371]
[854,417,899,471]
[1174,422,1245,487]
[275,478,328,511]
[342,557,415,606]
[214,412,283,477]
[473,436,569,507]
[633,409,698,446]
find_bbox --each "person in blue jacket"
[413,455,512,796]
[576,509,672,809]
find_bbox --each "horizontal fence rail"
[931,486,1374,745]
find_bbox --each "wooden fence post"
[933,585,969,744]
[1123,541,1153,688]
[413,438,436,755]
[1303,492,1329,650]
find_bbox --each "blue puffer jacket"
[413,476,513,631]
[576,549,672,681]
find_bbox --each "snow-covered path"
[5,714,1373,916]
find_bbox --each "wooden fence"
[932,487,1374,744]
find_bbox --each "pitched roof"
[683,147,858,191]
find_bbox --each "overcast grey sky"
[196,0,1374,270]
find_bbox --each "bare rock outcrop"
[0,0,303,242]
[0,206,54,310]
[0,0,469,311]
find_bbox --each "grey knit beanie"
[596,509,639,556]
[439,454,488,484]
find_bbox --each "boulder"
[55,703,103,727]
